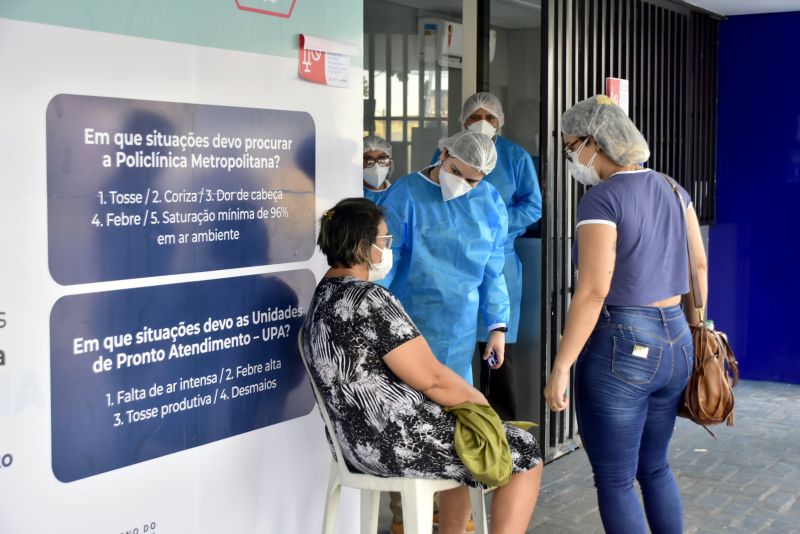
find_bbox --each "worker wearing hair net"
[431,92,542,420]
[362,135,395,205]
[383,131,509,533]
[545,95,706,534]
[559,94,651,172]
[380,131,510,384]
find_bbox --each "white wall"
[0,8,363,534]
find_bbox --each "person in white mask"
[307,197,542,534]
[431,91,543,422]
[546,95,701,534]
[379,130,512,534]
[363,135,395,205]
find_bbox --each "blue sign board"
[47,94,316,284]
[50,270,316,482]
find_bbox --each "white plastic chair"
[298,327,488,534]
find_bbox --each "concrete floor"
[376,380,800,533]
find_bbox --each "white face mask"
[368,244,393,282]
[467,119,497,138]
[363,165,389,188]
[439,165,473,201]
[566,139,602,186]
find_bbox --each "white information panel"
[0,2,363,532]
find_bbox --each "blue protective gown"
[380,167,510,383]
[363,184,391,205]
[432,135,541,343]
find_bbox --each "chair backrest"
[297,327,351,472]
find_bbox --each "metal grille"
[539,0,720,461]
[686,11,718,223]
[364,31,450,176]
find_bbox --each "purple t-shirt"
[572,169,692,306]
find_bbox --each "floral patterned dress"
[303,276,540,487]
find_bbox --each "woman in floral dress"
[303,197,542,534]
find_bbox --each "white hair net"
[459,92,505,127]
[439,131,497,175]
[363,135,395,181]
[561,95,650,166]
[363,135,392,157]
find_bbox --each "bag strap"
[661,174,704,320]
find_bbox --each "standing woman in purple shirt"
[543,95,708,534]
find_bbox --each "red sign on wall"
[299,48,327,85]
[606,77,630,115]
[298,35,358,89]
[234,0,297,18]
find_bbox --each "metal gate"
[538,0,720,461]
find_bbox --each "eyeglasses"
[469,114,497,122]
[375,234,393,249]
[364,156,392,168]
[562,137,587,161]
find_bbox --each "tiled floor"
[376,380,800,533]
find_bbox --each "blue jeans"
[575,304,693,534]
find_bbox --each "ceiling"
[382,0,799,24]
[386,0,542,28]
[682,0,800,16]
[492,0,541,29]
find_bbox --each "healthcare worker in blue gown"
[381,131,510,384]
[362,135,395,205]
[431,92,542,420]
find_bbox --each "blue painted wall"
[711,12,800,384]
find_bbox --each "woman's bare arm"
[682,206,708,325]
[544,224,616,410]
[383,336,488,407]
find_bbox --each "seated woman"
[303,197,542,534]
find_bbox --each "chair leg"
[322,462,342,534]
[469,488,488,534]
[400,482,434,534]
[360,490,381,534]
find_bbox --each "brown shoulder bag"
[664,175,739,437]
